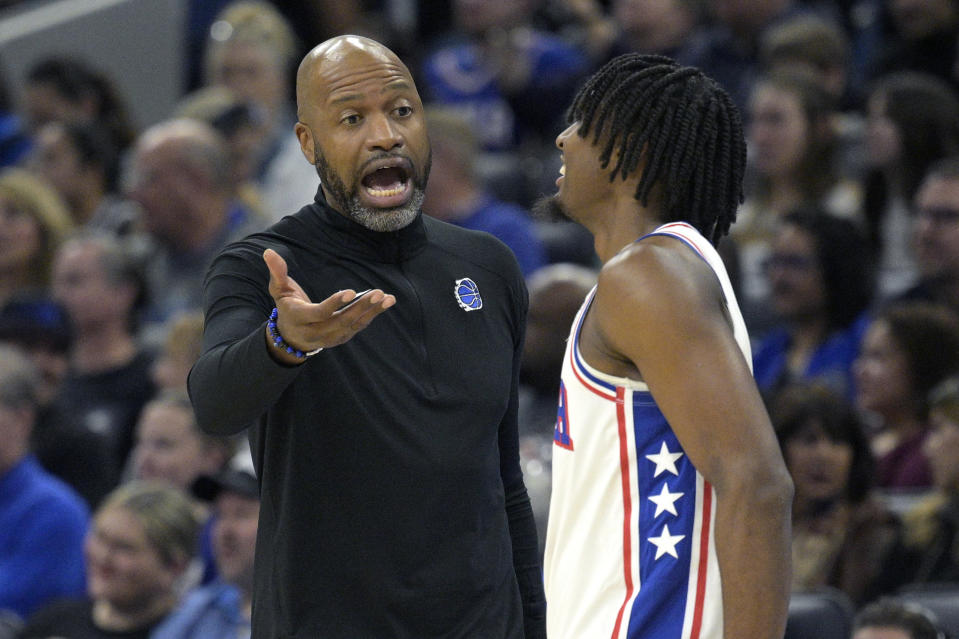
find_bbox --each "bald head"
[128,118,235,247]
[289,34,430,232]
[133,118,231,190]
[296,36,413,121]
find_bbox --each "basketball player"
[541,54,794,639]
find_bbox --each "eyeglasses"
[917,207,959,225]
[762,253,817,273]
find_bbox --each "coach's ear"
[295,122,315,164]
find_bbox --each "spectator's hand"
[263,248,395,364]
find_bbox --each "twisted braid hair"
[567,54,746,244]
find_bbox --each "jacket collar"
[308,187,428,264]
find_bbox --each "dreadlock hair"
[566,54,746,245]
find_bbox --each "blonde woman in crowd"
[0,168,74,309]
[201,1,317,219]
[18,481,200,639]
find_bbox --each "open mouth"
[360,158,412,207]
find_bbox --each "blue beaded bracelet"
[268,308,323,359]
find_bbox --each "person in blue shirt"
[154,462,258,639]
[752,206,875,401]
[0,343,88,622]
[419,0,589,154]
[423,106,546,277]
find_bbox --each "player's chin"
[531,194,571,222]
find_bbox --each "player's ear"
[295,122,316,164]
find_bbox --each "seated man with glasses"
[895,156,959,319]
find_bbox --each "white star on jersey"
[645,441,683,477]
[648,483,684,517]
[649,523,686,560]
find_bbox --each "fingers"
[334,290,396,330]
[264,249,291,299]
[261,251,396,351]
[277,288,395,351]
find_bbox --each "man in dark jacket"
[188,35,546,638]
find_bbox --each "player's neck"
[590,199,662,263]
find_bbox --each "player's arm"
[593,241,793,639]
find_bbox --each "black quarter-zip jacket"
[188,191,546,638]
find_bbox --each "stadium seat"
[897,583,959,639]
[785,587,856,639]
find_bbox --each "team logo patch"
[454,277,483,311]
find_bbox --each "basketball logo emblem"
[454,278,483,311]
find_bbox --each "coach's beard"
[314,152,429,233]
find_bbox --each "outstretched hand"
[263,248,396,363]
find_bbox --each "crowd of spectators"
[1,0,959,636]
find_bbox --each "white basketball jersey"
[543,222,751,639]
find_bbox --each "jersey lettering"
[553,381,574,450]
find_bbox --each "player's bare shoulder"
[597,235,720,318]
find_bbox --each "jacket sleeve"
[498,272,547,639]
[187,244,304,436]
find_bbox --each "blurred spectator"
[895,156,959,318]
[20,57,137,153]
[49,232,154,480]
[759,13,858,110]
[675,0,819,112]
[854,302,959,489]
[0,294,114,508]
[185,0,368,91]
[746,70,859,218]
[608,0,702,59]
[734,69,861,332]
[174,86,270,220]
[851,597,946,639]
[129,391,235,587]
[0,343,88,622]
[862,72,959,299]
[871,0,959,93]
[125,118,263,341]
[27,121,139,236]
[423,107,546,277]
[201,1,318,219]
[517,262,596,550]
[420,0,590,203]
[0,168,74,308]
[0,62,31,168]
[771,383,906,606]
[558,0,702,64]
[519,262,597,439]
[753,207,875,401]
[154,463,258,639]
[0,295,70,412]
[18,481,201,639]
[758,13,868,178]
[130,392,234,493]
[902,375,959,583]
[151,310,204,393]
